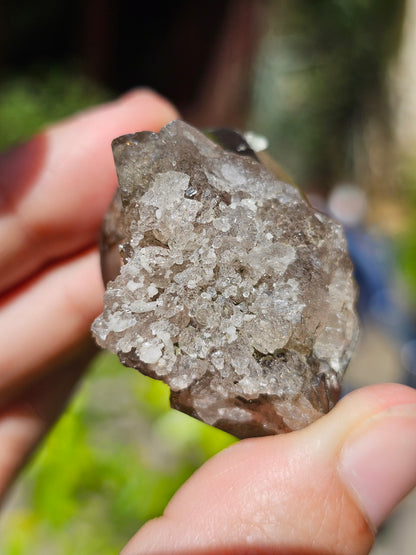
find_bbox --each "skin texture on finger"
[0,248,102,404]
[0,338,95,503]
[122,384,416,555]
[0,89,178,294]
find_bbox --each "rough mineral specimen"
[92,121,359,438]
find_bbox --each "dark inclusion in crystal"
[92,121,359,439]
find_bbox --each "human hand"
[123,383,416,555]
[0,90,178,498]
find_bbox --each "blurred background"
[1,0,416,553]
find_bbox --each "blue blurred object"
[325,184,416,388]
[345,226,416,388]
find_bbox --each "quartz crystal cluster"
[92,121,359,438]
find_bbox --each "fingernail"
[339,403,416,531]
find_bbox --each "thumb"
[122,383,416,555]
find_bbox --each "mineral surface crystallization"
[92,121,359,438]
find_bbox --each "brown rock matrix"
[92,121,359,438]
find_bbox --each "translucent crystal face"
[92,121,359,438]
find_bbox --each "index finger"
[0,89,178,294]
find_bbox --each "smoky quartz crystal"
[92,121,359,438]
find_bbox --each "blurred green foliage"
[0,353,235,554]
[396,169,416,301]
[0,69,110,150]
[398,230,416,303]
